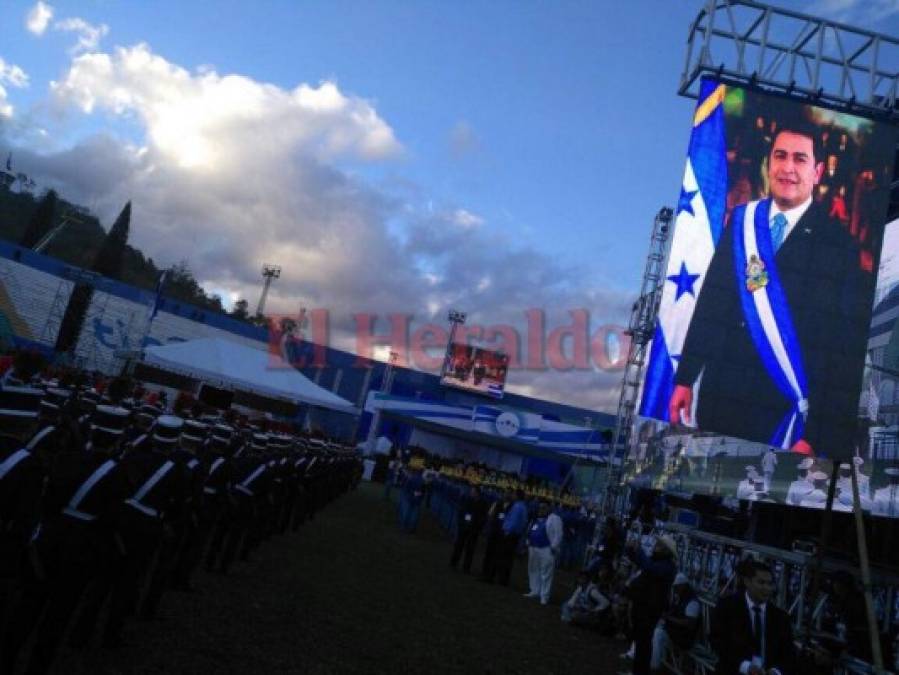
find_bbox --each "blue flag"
[149,268,168,322]
[639,78,729,421]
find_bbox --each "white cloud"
[9,42,627,412]
[50,44,402,167]
[26,1,54,36]
[54,17,109,54]
[0,57,29,118]
[0,86,12,118]
[452,208,483,229]
[0,58,29,89]
[806,0,899,22]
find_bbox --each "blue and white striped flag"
[148,268,169,323]
[640,78,729,421]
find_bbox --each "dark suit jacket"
[676,200,872,455]
[710,593,794,675]
[456,495,487,532]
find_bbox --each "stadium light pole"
[444,309,467,376]
[256,263,281,317]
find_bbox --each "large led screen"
[640,77,898,460]
[441,343,510,399]
[624,218,899,517]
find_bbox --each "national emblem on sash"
[745,254,769,293]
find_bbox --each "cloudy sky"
[0,0,896,412]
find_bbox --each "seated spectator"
[650,573,701,672]
[561,568,611,629]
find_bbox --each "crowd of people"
[383,449,886,675]
[0,355,361,675]
[2,349,893,674]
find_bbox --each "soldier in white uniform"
[786,457,816,506]
[799,471,830,509]
[834,457,873,512]
[761,448,778,491]
[736,466,765,501]
[873,467,899,518]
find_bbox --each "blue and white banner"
[368,393,606,457]
[640,78,728,421]
[148,268,169,323]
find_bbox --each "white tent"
[142,337,357,414]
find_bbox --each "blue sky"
[0,0,896,410]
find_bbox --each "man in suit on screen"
[669,120,873,457]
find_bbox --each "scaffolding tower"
[39,267,101,353]
[600,206,673,506]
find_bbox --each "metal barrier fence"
[641,522,899,673]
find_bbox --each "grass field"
[48,483,625,674]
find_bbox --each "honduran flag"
[639,78,729,421]
[146,268,169,324]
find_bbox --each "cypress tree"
[92,201,131,279]
[54,201,132,354]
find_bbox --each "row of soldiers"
[0,381,361,674]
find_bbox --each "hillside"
[0,174,249,319]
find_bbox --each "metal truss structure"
[39,267,97,348]
[600,207,673,504]
[658,522,899,675]
[681,0,899,121]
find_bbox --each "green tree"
[19,189,58,249]
[92,201,131,279]
[55,201,132,353]
[230,298,249,320]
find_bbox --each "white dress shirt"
[769,196,813,246]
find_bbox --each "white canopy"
[142,337,356,414]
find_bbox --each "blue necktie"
[770,213,788,252]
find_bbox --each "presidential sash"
[731,199,809,449]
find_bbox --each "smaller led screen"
[440,343,510,399]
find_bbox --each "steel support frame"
[599,207,673,508]
[681,0,899,121]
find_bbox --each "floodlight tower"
[444,309,467,374]
[256,263,281,317]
